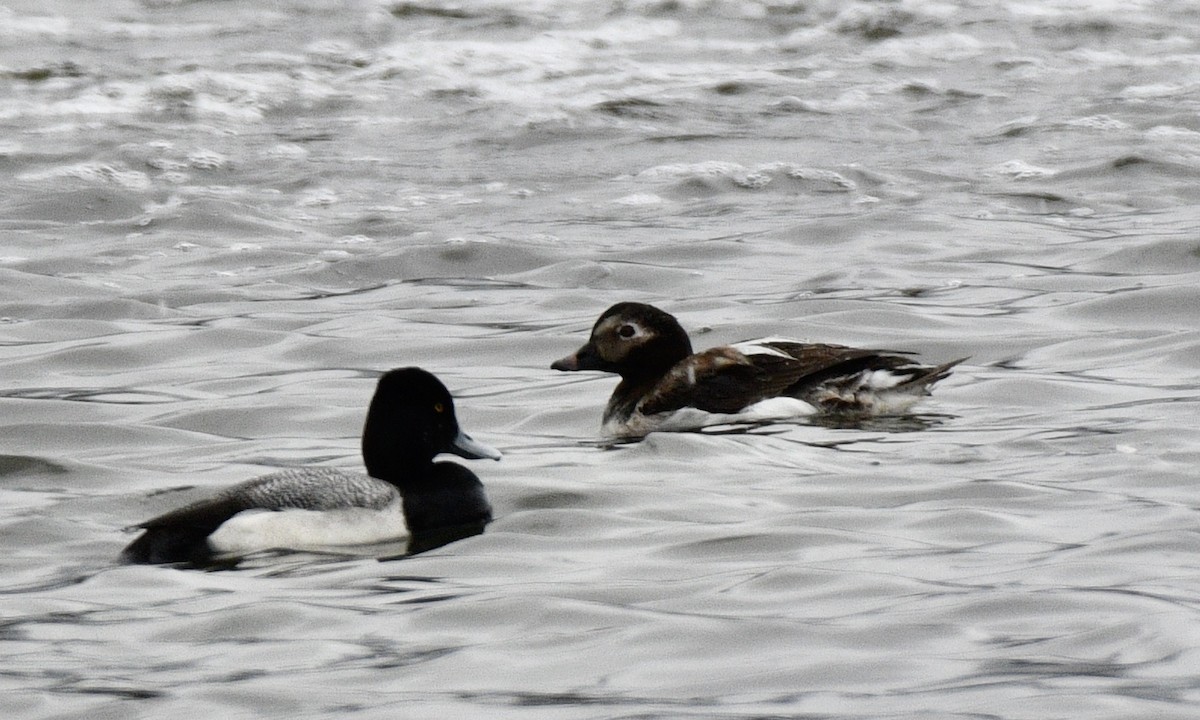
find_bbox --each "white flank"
[207,500,408,555]
[860,369,906,390]
[857,391,922,415]
[606,397,816,437]
[739,396,816,420]
[815,384,922,415]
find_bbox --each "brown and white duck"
[551,302,964,438]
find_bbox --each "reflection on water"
[2,0,1200,718]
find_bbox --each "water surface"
[3,1,1200,718]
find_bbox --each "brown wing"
[752,342,909,393]
[637,340,935,417]
[637,347,817,416]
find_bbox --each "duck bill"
[447,429,502,461]
[551,342,602,372]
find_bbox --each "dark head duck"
[552,302,964,437]
[120,367,500,566]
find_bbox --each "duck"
[551,302,965,438]
[120,367,501,565]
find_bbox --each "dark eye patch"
[618,324,636,338]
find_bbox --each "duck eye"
[433,402,445,413]
[618,324,636,339]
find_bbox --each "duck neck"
[605,373,662,425]
[624,336,691,383]
[362,434,433,487]
[402,463,492,533]
[604,331,692,424]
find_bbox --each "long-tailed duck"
[551,302,964,437]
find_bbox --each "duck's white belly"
[606,397,817,437]
[207,499,409,555]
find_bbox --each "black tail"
[119,495,243,565]
[120,526,217,565]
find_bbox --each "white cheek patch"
[597,318,651,361]
[207,501,408,555]
[599,316,646,339]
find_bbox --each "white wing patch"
[730,337,800,359]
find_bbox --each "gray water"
[3,0,1200,717]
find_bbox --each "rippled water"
[4,0,1200,717]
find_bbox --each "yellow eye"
[433,402,445,413]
